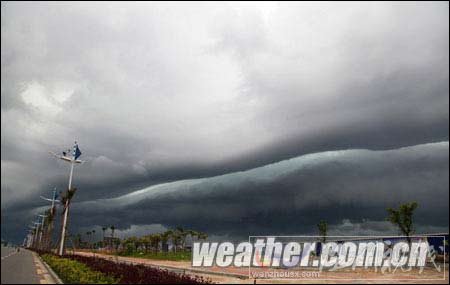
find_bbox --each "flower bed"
[42,252,211,284]
[41,254,118,284]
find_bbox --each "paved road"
[1,246,41,284]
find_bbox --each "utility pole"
[50,142,83,256]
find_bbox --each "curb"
[35,253,64,284]
[147,263,249,280]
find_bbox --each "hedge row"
[41,254,119,284]
[64,254,212,284]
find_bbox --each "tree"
[176,227,189,250]
[317,220,328,243]
[74,234,82,249]
[86,231,91,249]
[102,226,107,247]
[163,230,177,252]
[161,231,171,252]
[41,208,55,252]
[197,232,208,241]
[123,237,138,254]
[58,187,77,255]
[386,202,418,244]
[171,229,183,252]
[110,225,115,250]
[92,230,96,249]
[136,236,145,253]
[188,230,198,240]
[151,234,161,253]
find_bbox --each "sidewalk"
[32,251,63,284]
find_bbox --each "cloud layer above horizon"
[1,2,449,243]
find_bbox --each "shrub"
[63,254,211,284]
[120,250,192,261]
[41,254,118,284]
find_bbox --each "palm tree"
[110,225,115,250]
[92,230,96,250]
[102,226,107,248]
[41,208,54,252]
[86,231,91,249]
[75,234,82,249]
[110,226,115,237]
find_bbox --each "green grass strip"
[119,250,192,261]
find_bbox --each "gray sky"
[1,2,449,243]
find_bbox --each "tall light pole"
[26,229,34,248]
[40,188,60,210]
[40,188,60,251]
[33,222,41,249]
[28,226,36,248]
[37,214,47,250]
[50,142,83,256]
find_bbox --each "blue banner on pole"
[74,144,82,160]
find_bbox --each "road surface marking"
[1,251,18,260]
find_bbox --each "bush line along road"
[41,253,212,284]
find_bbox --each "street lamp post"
[40,188,60,251]
[28,226,36,248]
[37,214,47,250]
[50,142,83,256]
[59,163,73,256]
[26,229,34,248]
[33,222,41,249]
[40,188,59,210]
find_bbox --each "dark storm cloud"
[61,142,448,240]
[1,2,449,243]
